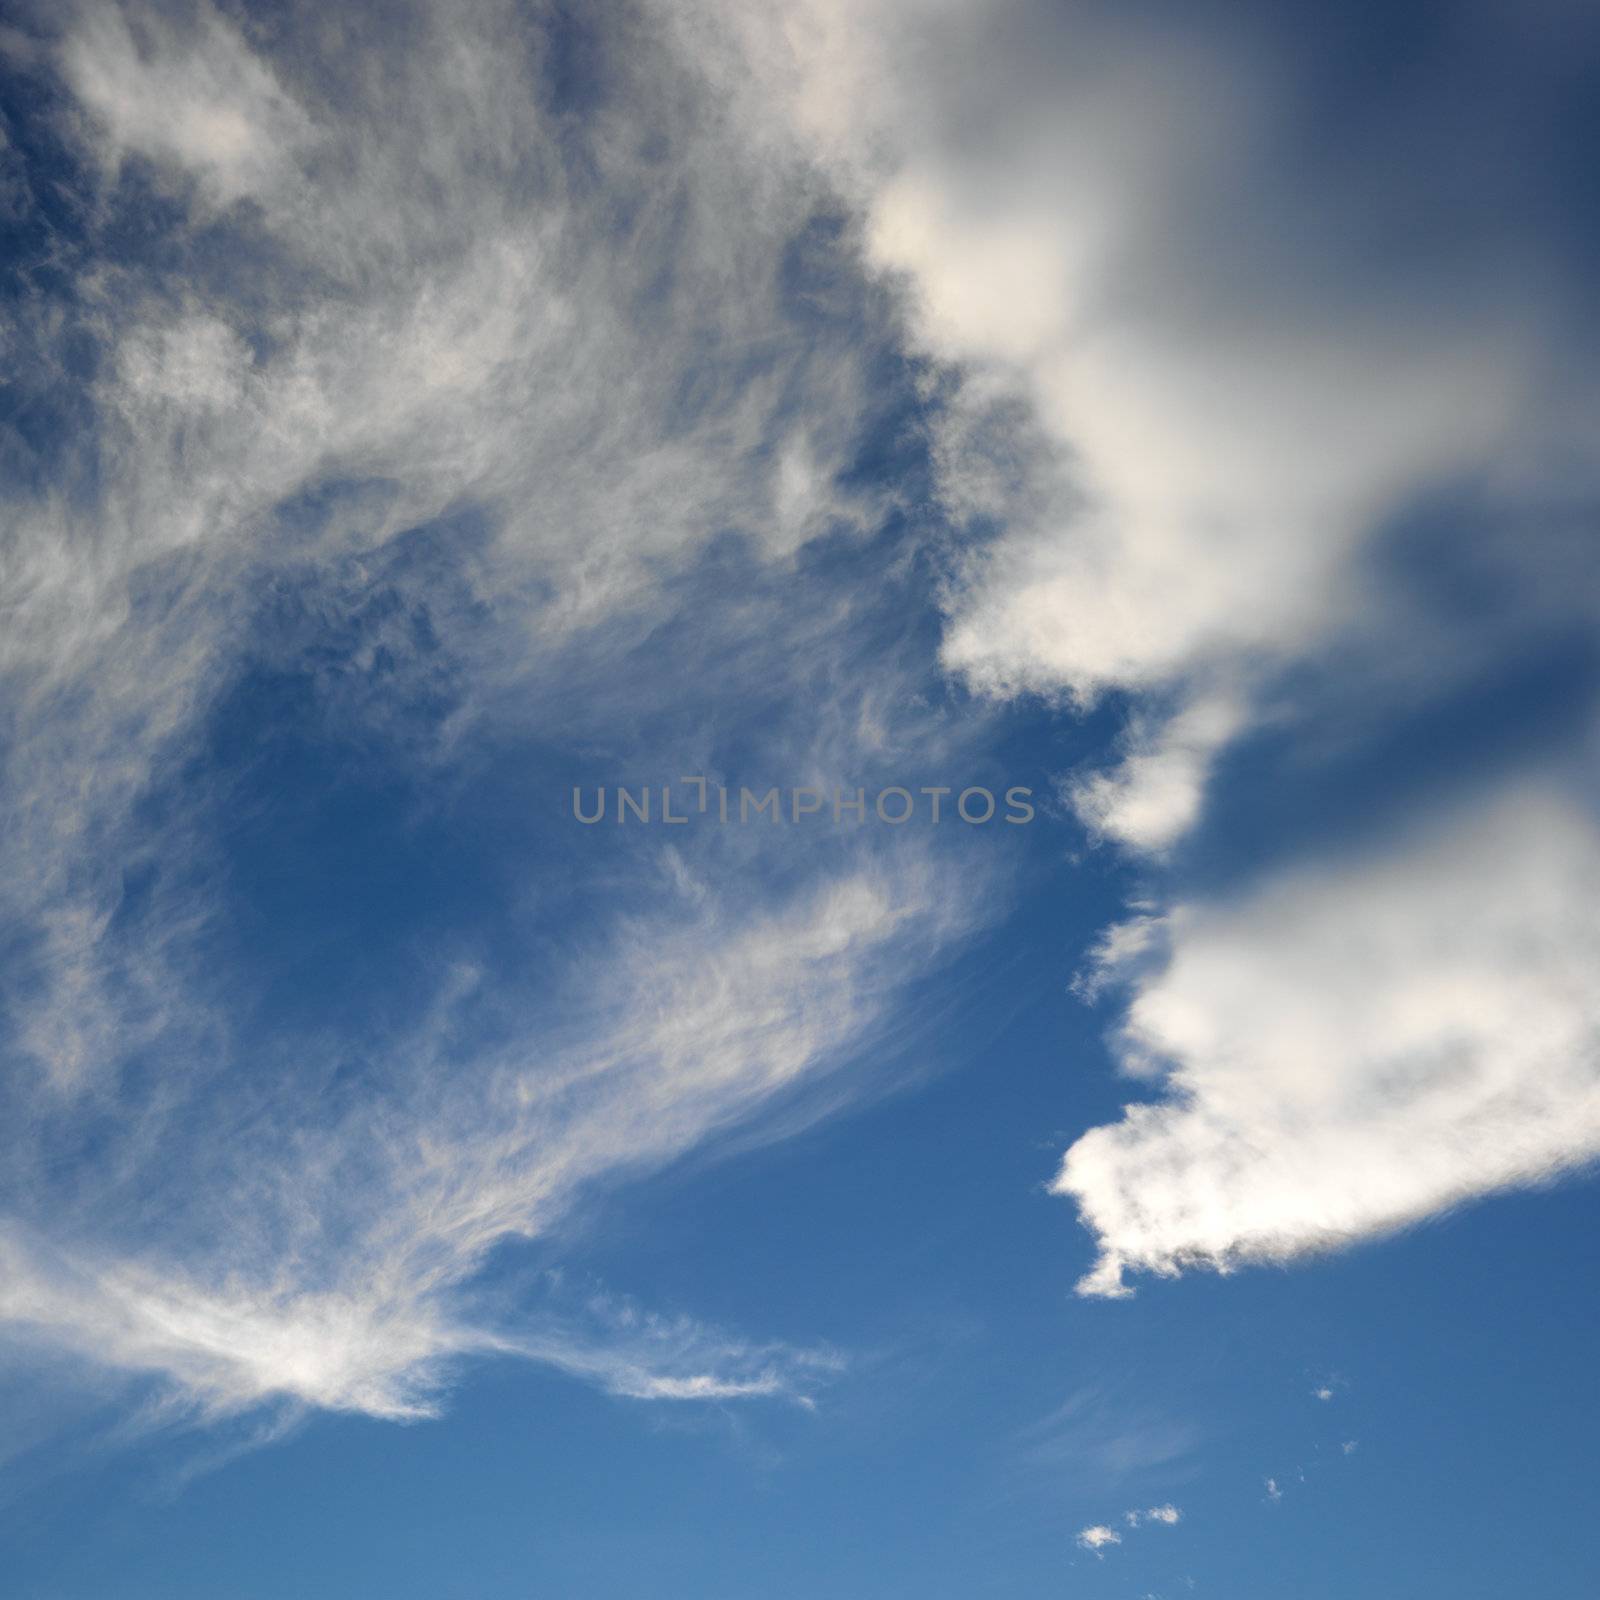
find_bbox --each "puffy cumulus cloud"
[1056,781,1600,1297]
[1076,1524,1122,1552]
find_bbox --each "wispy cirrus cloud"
[1018,1385,1200,1490]
[0,0,988,1438]
[2,849,962,1422]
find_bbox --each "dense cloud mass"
[726,0,1600,1289]
[741,0,1599,830]
[1058,781,1600,1296]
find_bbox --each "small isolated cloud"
[1314,1387,1334,1402]
[1123,1502,1182,1529]
[1077,1525,1122,1554]
[1342,1440,1359,1456]
[1104,1502,1185,1546]
[1265,1477,1283,1503]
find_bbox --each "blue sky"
[0,0,1597,1595]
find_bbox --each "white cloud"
[62,3,314,209]
[677,0,1600,1331]
[0,1224,839,1422]
[12,0,1599,1449]
[1067,693,1246,855]
[6,0,893,1001]
[1079,1502,1179,1550]
[1121,1502,1183,1534]
[1057,781,1600,1297]
[1071,912,1165,1007]
[0,856,957,1421]
[727,0,1596,852]
[1,0,998,1438]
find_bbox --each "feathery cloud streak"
[1,0,979,1426]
